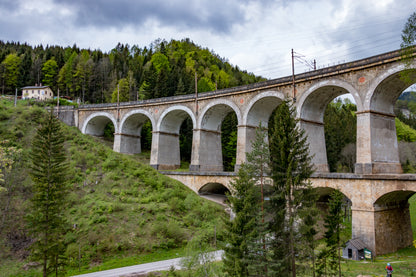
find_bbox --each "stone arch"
[296,79,361,172]
[313,186,352,238]
[191,99,241,172]
[372,189,416,254]
[314,186,352,205]
[356,63,416,174]
[157,105,196,133]
[81,112,117,136]
[243,90,285,127]
[198,99,242,130]
[297,79,362,122]
[364,62,416,113]
[120,109,155,134]
[115,109,155,154]
[151,105,195,170]
[198,182,231,195]
[198,182,230,205]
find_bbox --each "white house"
[22,85,54,101]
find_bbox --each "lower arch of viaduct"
[163,171,416,256]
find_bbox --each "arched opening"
[314,187,352,239]
[198,182,230,205]
[373,190,416,254]
[118,112,153,156]
[357,67,416,174]
[155,107,194,170]
[83,115,116,147]
[299,84,358,173]
[394,83,416,173]
[243,94,283,166]
[196,102,240,172]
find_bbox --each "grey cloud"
[52,0,248,34]
[321,2,412,61]
[0,0,20,12]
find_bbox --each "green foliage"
[224,102,317,277]
[197,76,216,92]
[151,52,171,74]
[396,117,416,142]
[222,164,260,277]
[221,112,237,172]
[2,53,21,91]
[324,99,357,172]
[0,39,265,103]
[401,12,416,85]
[268,100,316,276]
[0,100,226,276]
[27,110,69,276]
[42,58,58,88]
[111,78,130,103]
[318,190,345,277]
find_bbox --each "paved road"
[71,250,224,277]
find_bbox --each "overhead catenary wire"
[209,10,412,79]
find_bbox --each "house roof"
[22,86,50,89]
[347,238,367,250]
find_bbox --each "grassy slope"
[0,99,225,276]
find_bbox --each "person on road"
[386,263,393,276]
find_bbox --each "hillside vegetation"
[0,39,265,103]
[0,99,225,276]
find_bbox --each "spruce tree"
[223,164,260,277]
[323,189,344,277]
[268,100,316,277]
[27,111,69,277]
[245,123,271,276]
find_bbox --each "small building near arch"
[342,238,367,261]
[22,85,54,101]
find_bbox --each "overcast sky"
[0,0,415,80]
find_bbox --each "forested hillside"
[0,100,225,276]
[0,39,265,103]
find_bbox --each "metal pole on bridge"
[117,83,120,122]
[291,49,296,102]
[195,72,198,116]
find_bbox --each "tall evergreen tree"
[268,100,316,277]
[323,189,344,277]
[245,124,272,276]
[223,164,260,277]
[27,111,69,277]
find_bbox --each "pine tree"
[27,111,69,277]
[323,189,344,277]
[268,100,316,277]
[244,123,271,276]
[223,164,260,277]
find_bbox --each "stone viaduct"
[58,48,416,255]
